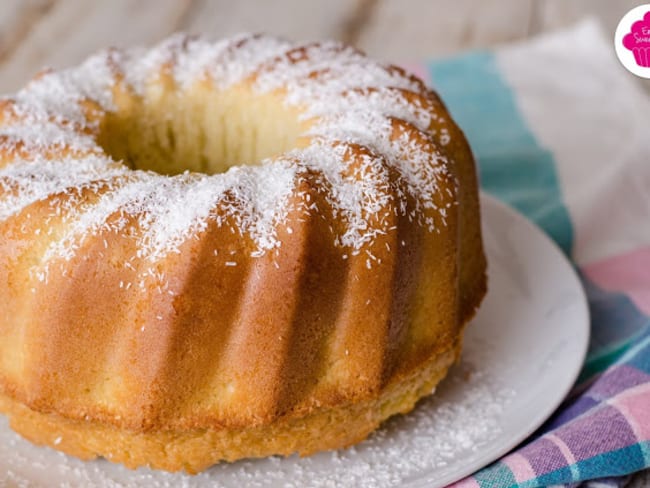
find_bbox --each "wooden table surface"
[0,0,648,93]
[0,1,647,486]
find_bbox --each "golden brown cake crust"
[0,344,460,473]
[0,33,487,472]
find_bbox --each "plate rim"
[407,192,590,487]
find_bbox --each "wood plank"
[181,0,358,43]
[356,0,534,61]
[0,0,55,63]
[0,0,192,94]
[532,0,641,35]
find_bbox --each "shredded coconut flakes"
[0,33,455,280]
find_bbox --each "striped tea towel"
[408,19,650,488]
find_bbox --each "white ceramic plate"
[0,194,589,488]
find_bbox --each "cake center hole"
[96,86,304,176]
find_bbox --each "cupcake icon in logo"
[623,11,650,67]
[616,4,650,78]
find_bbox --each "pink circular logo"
[622,11,650,67]
[616,4,650,78]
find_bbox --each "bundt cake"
[0,33,486,473]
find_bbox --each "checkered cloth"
[409,20,650,487]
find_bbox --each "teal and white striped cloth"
[407,20,650,487]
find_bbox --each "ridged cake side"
[0,33,486,471]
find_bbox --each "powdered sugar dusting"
[0,33,454,272]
